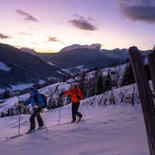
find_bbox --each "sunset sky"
[0,0,155,53]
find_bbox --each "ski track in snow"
[0,103,149,155]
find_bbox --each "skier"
[19,86,46,134]
[60,83,84,123]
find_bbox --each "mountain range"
[22,44,128,70]
[0,43,151,90]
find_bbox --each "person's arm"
[77,88,84,99]
[64,89,72,95]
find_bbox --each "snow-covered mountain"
[0,82,149,155]
[42,44,124,69]
[101,48,128,59]
[60,43,102,52]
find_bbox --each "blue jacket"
[25,89,45,108]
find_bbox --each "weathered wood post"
[129,46,155,155]
[148,50,155,95]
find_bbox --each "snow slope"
[0,102,149,155]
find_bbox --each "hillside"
[0,84,149,154]
[0,43,66,89]
[0,79,151,155]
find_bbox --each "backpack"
[75,87,83,100]
[40,94,48,108]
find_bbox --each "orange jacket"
[64,87,83,103]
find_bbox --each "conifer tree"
[121,63,135,86]
[96,73,104,95]
[103,71,112,92]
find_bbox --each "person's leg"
[29,110,38,130]
[72,103,76,121]
[36,108,44,128]
[75,102,82,119]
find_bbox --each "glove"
[34,104,39,109]
[76,95,81,99]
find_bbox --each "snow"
[0,88,5,94]
[68,63,127,88]
[0,96,23,112]
[60,44,101,53]
[102,49,128,60]
[60,44,85,52]
[56,70,66,75]
[47,76,57,80]
[0,80,139,113]
[0,103,149,155]
[47,61,56,66]
[11,83,34,91]
[0,61,11,71]
[0,82,69,113]
[62,65,89,76]
[0,82,150,155]
[38,80,45,85]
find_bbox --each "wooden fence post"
[129,46,155,155]
[148,50,155,95]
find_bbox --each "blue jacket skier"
[24,87,45,134]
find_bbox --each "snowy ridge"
[66,63,127,87]
[60,44,101,53]
[101,49,128,60]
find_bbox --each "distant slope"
[0,43,65,88]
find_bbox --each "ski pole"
[18,106,21,135]
[58,106,61,125]
[42,119,48,131]
[58,94,63,125]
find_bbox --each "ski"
[77,119,84,124]
[5,133,25,141]
[5,128,46,141]
[59,119,85,126]
[5,119,85,141]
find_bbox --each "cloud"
[16,9,39,22]
[0,33,11,39]
[48,37,59,42]
[47,36,64,44]
[87,43,102,50]
[70,16,97,31]
[117,0,155,23]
